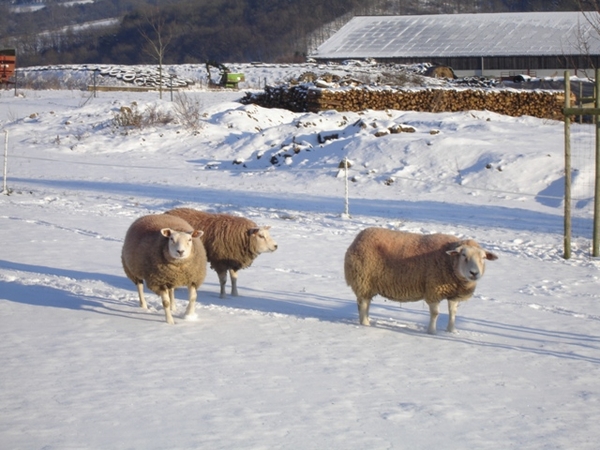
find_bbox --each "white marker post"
[2,130,8,195]
[343,157,350,218]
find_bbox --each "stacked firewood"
[307,87,570,120]
[241,85,311,112]
[241,85,571,120]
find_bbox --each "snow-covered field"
[1,69,600,449]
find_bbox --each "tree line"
[0,0,587,67]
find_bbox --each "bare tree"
[138,5,173,99]
[573,1,600,77]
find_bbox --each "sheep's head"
[161,228,203,260]
[248,226,278,254]
[447,242,498,282]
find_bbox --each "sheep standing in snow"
[344,227,498,334]
[121,214,207,324]
[165,208,278,298]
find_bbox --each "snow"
[1,67,600,449]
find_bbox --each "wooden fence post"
[594,68,600,257]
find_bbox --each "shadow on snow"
[2,258,599,365]
[12,177,591,236]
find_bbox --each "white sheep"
[165,208,277,298]
[121,214,207,324]
[344,227,498,334]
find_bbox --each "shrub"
[112,102,143,128]
[111,102,174,130]
[172,92,203,132]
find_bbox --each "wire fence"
[570,123,596,244]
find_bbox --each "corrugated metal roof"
[311,12,600,59]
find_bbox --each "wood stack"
[242,85,571,120]
[241,85,310,112]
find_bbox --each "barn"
[310,12,600,79]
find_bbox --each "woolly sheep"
[121,214,207,324]
[165,208,278,298]
[344,227,498,334]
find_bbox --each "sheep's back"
[165,208,214,232]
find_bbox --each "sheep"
[344,227,498,334]
[165,208,277,298]
[121,214,207,324]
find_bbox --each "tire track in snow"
[482,293,600,323]
[1,215,122,242]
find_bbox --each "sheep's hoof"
[184,313,199,321]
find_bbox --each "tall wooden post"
[594,68,600,256]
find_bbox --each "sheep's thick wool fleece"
[121,214,206,293]
[165,208,258,272]
[344,228,477,302]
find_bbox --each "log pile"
[242,85,311,112]
[241,85,571,120]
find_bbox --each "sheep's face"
[447,244,498,282]
[161,228,203,260]
[249,226,278,254]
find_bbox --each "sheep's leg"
[357,297,371,326]
[427,302,440,334]
[136,282,148,309]
[184,286,198,320]
[229,269,239,296]
[217,270,227,299]
[169,288,175,311]
[159,290,174,325]
[446,300,458,333]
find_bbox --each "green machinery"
[205,61,245,89]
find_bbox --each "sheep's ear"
[248,227,260,236]
[446,246,462,257]
[161,228,173,237]
[192,230,204,238]
[485,251,498,261]
[262,225,272,230]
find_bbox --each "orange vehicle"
[0,49,16,84]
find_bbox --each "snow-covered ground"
[1,69,599,449]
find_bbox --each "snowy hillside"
[1,69,599,449]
